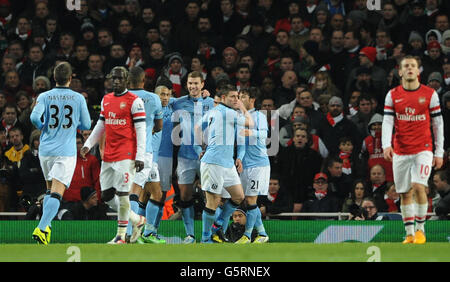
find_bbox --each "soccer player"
[30,62,91,244]
[382,55,444,244]
[198,84,254,243]
[171,71,214,243]
[124,66,163,243]
[235,87,270,244]
[81,66,147,244]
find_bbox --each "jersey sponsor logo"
[105,118,127,125]
[395,113,426,121]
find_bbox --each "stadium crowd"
[0,0,449,221]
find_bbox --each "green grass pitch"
[1,243,450,262]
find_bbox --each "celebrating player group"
[30,56,443,245]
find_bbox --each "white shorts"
[177,157,200,185]
[393,151,433,193]
[133,153,153,187]
[158,156,173,191]
[240,166,270,196]
[100,159,136,193]
[149,162,160,183]
[40,156,77,187]
[200,162,241,195]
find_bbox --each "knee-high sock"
[106,195,120,211]
[138,201,146,216]
[117,195,130,238]
[255,207,268,236]
[126,195,140,236]
[37,193,61,231]
[143,199,160,236]
[415,203,428,232]
[244,205,258,239]
[216,200,239,233]
[154,205,164,229]
[181,201,195,237]
[401,204,415,236]
[202,208,216,242]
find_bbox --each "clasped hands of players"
[383,146,443,169]
[80,146,144,172]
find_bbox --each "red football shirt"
[383,85,441,155]
[100,91,146,162]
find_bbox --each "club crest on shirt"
[418,97,426,105]
[203,104,210,112]
[120,102,127,109]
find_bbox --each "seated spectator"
[350,93,375,138]
[338,136,358,178]
[362,197,389,220]
[360,113,393,182]
[279,109,307,147]
[301,172,341,219]
[63,186,108,220]
[384,182,400,213]
[32,75,51,96]
[427,72,445,96]
[2,70,33,104]
[310,70,342,101]
[368,164,389,212]
[17,129,46,200]
[342,179,369,213]
[324,156,354,205]
[15,91,33,132]
[433,170,450,219]
[225,208,257,243]
[257,173,293,219]
[63,133,100,203]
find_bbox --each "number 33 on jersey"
[30,86,91,157]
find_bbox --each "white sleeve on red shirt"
[83,99,105,150]
[430,91,444,158]
[131,97,146,162]
[382,90,394,150]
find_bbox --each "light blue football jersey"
[158,104,174,158]
[30,87,91,157]
[242,109,270,168]
[200,103,246,168]
[130,89,163,154]
[171,95,214,160]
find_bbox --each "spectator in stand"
[317,96,362,156]
[311,70,341,101]
[63,133,100,203]
[288,14,310,56]
[427,72,445,96]
[96,27,114,59]
[342,179,369,213]
[18,44,51,88]
[352,197,389,220]
[81,53,105,105]
[294,40,319,85]
[104,43,127,74]
[2,70,33,104]
[360,113,393,182]
[276,128,323,215]
[351,93,375,138]
[324,155,354,206]
[69,42,90,77]
[421,41,445,84]
[32,76,51,97]
[367,164,389,213]
[384,182,400,213]
[0,104,30,143]
[156,52,188,98]
[15,91,33,132]
[433,169,450,219]
[301,172,340,219]
[272,70,297,108]
[17,129,45,200]
[63,186,108,220]
[338,136,358,178]
[257,173,293,219]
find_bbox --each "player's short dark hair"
[128,66,145,87]
[239,86,258,99]
[217,84,237,97]
[187,71,204,82]
[53,62,72,85]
